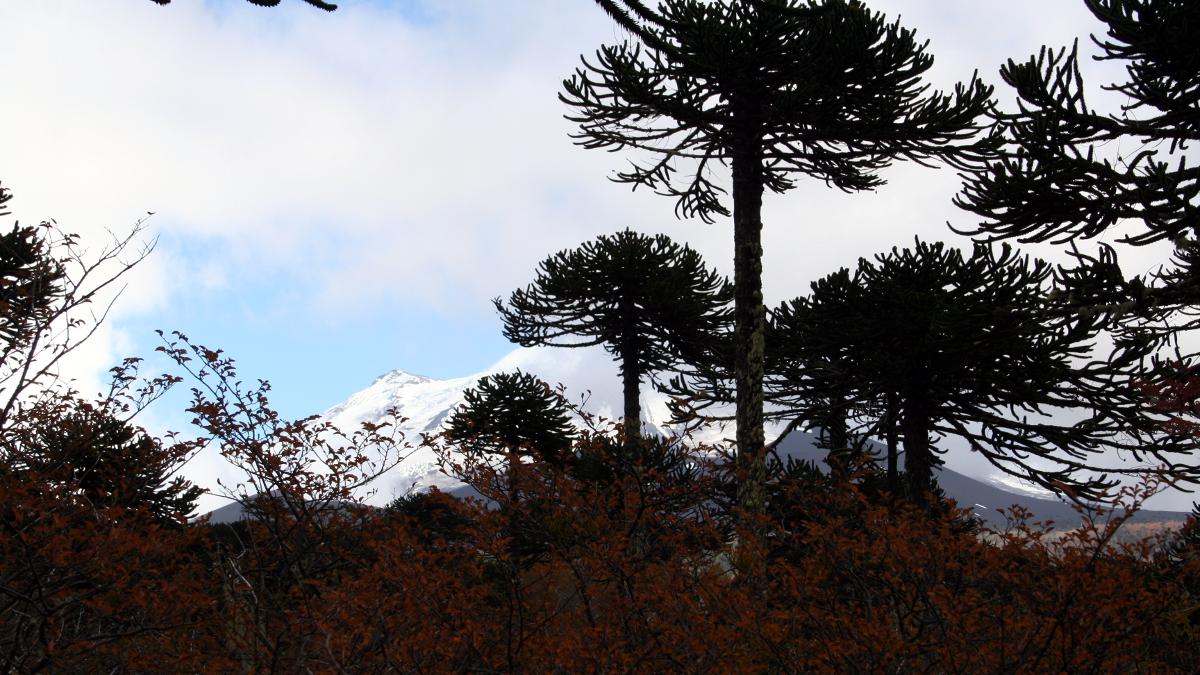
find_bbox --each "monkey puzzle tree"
[443,371,576,561]
[22,404,203,525]
[956,0,1200,337]
[769,239,1194,503]
[765,267,881,470]
[0,226,64,352]
[495,229,731,448]
[444,370,576,467]
[562,0,994,510]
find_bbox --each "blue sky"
[0,0,1172,459]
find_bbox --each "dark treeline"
[149,0,338,11]
[3,0,1200,671]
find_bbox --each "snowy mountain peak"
[319,345,704,506]
[370,369,433,387]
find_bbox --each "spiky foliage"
[0,226,64,352]
[444,371,575,465]
[21,405,203,525]
[767,267,876,461]
[495,229,731,446]
[955,0,1200,338]
[149,0,337,10]
[768,239,1193,503]
[0,184,65,378]
[563,0,994,511]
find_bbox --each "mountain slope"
[204,344,1188,527]
[322,345,698,505]
[772,433,1187,528]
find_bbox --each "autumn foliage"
[8,340,1200,671]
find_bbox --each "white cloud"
[1,0,1139,334]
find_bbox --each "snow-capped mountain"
[323,344,737,507]
[204,343,1188,525]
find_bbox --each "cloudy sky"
[3,1,1189,508]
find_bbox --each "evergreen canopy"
[563,0,995,511]
[955,0,1200,337]
[565,0,995,221]
[769,239,1194,503]
[0,221,64,350]
[23,405,203,524]
[495,229,731,442]
[444,371,576,466]
[957,0,1197,247]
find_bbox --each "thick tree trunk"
[731,136,767,514]
[885,392,899,492]
[823,400,851,479]
[619,327,642,451]
[901,401,933,504]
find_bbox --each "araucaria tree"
[495,229,731,447]
[955,0,1200,337]
[563,0,994,510]
[23,405,204,524]
[443,371,576,554]
[444,370,576,466]
[769,239,1195,502]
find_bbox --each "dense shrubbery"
[10,404,1200,671]
[3,264,1196,670]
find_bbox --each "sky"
[2,0,1192,508]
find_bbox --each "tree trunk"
[731,133,767,514]
[901,400,933,504]
[619,318,642,451]
[824,399,850,479]
[824,397,849,451]
[885,391,899,492]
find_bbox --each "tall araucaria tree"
[495,229,731,448]
[769,239,1197,503]
[562,0,995,511]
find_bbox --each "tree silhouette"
[21,404,203,525]
[0,220,65,353]
[0,184,155,437]
[765,267,884,474]
[495,230,731,448]
[444,370,575,466]
[563,0,994,511]
[443,371,576,561]
[956,0,1199,338]
[769,239,1192,503]
[149,0,337,10]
